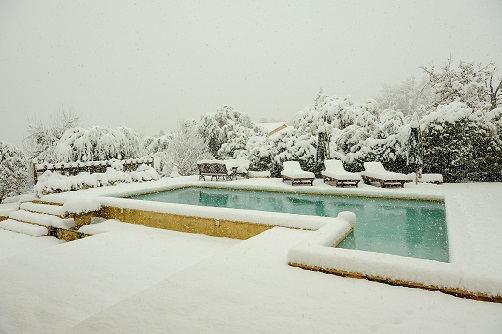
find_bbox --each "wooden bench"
[197,162,234,181]
[362,175,409,188]
[323,176,360,187]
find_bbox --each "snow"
[0,201,19,217]
[0,177,501,333]
[20,201,65,216]
[361,161,408,180]
[248,170,271,178]
[61,196,101,214]
[282,161,315,178]
[322,159,361,180]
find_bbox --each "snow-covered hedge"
[421,102,502,182]
[34,164,160,196]
[0,140,29,202]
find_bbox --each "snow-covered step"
[20,202,65,217]
[9,210,75,229]
[0,219,49,237]
[0,202,20,218]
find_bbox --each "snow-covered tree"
[376,76,433,116]
[142,133,171,156]
[199,105,259,158]
[23,107,80,162]
[166,120,212,176]
[0,141,29,202]
[218,122,259,159]
[421,58,501,110]
[53,126,142,162]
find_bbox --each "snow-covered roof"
[258,122,288,137]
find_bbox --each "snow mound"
[62,197,101,215]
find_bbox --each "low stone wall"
[99,206,273,240]
[289,262,502,304]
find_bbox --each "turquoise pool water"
[129,187,449,262]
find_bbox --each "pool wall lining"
[122,182,446,203]
[98,196,339,233]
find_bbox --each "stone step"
[9,210,75,229]
[20,202,66,217]
[0,219,49,237]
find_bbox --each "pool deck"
[1,178,501,332]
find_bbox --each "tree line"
[1,58,501,201]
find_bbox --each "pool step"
[0,219,49,237]
[20,201,66,217]
[9,210,75,229]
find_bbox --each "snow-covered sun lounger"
[361,162,410,188]
[281,161,315,186]
[321,159,360,187]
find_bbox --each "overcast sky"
[1,0,501,146]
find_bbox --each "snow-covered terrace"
[0,178,501,333]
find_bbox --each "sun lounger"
[281,161,315,186]
[322,159,360,187]
[361,162,409,188]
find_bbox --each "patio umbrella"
[316,123,326,176]
[407,113,422,184]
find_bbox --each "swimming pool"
[129,187,449,262]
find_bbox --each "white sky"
[1,0,501,146]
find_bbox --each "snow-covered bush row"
[34,164,159,196]
[0,140,29,202]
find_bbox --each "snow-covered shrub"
[34,164,160,196]
[422,102,502,182]
[53,125,142,162]
[244,135,276,172]
[141,133,172,172]
[0,141,29,202]
[129,164,159,182]
[166,120,212,176]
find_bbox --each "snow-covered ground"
[0,177,501,333]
